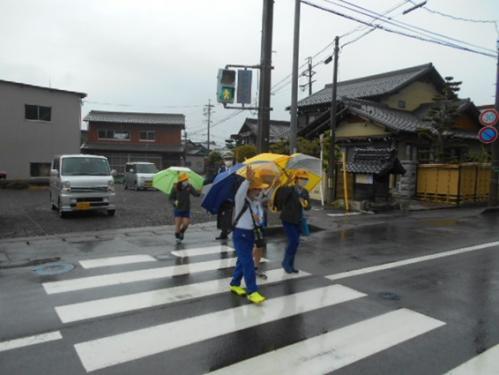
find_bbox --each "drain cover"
[378,292,400,301]
[33,262,74,276]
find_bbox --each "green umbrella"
[152,167,204,195]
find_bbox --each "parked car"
[0,171,6,179]
[124,162,158,190]
[50,154,116,218]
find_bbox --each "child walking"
[169,172,200,243]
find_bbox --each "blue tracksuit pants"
[282,221,301,271]
[231,228,257,294]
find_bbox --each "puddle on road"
[32,261,73,275]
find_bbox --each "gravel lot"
[0,185,214,239]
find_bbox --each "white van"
[50,154,116,217]
[124,162,158,190]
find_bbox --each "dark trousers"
[282,221,300,271]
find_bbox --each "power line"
[340,0,408,39]
[270,0,411,96]
[322,0,496,54]
[301,0,497,59]
[188,110,245,136]
[405,0,498,32]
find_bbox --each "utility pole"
[289,0,300,154]
[204,100,214,153]
[257,0,274,153]
[301,56,315,96]
[183,130,188,166]
[328,36,340,204]
[488,39,499,206]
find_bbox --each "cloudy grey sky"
[1,0,497,146]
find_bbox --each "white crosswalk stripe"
[79,255,157,269]
[32,246,452,374]
[43,257,267,294]
[209,308,445,374]
[55,268,308,323]
[74,284,367,372]
[0,331,62,353]
[444,343,499,374]
[171,245,234,258]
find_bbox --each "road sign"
[478,126,498,144]
[479,108,499,127]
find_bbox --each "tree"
[419,76,462,162]
[233,144,257,162]
[207,150,222,167]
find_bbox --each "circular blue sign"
[478,126,498,144]
[479,109,499,126]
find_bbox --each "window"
[61,157,110,176]
[98,129,130,140]
[25,105,51,121]
[136,164,158,173]
[30,162,51,177]
[140,130,155,141]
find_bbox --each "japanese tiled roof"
[297,63,439,108]
[344,98,430,133]
[343,99,477,140]
[241,118,291,141]
[84,111,185,126]
[346,147,406,175]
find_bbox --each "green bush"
[234,144,257,162]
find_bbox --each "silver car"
[50,154,116,217]
[124,162,158,190]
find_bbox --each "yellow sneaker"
[247,291,266,304]
[230,285,247,296]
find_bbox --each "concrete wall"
[382,81,439,111]
[0,82,83,179]
[336,119,389,138]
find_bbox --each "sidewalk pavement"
[0,202,488,270]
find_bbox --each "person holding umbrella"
[274,169,311,273]
[230,166,268,304]
[169,172,201,243]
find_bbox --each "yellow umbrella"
[244,152,321,192]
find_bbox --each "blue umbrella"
[201,163,245,215]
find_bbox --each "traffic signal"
[217,69,236,104]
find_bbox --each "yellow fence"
[417,163,490,204]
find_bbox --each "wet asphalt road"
[0,185,212,239]
[0,207,498,374]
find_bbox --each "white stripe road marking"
[209,308,445,374]
[0,331,62,353]
[79,255,157,269]
[171,245,234,258]
[74,285,366,372]
[327,240,499,281]
[43,257,265,295]
[327,212,361,217]
[55,268,308,323]
[445,343,499,374]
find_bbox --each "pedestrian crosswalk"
[29,244,497,374]
[55,268,307,324]
[209,309,445,375]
